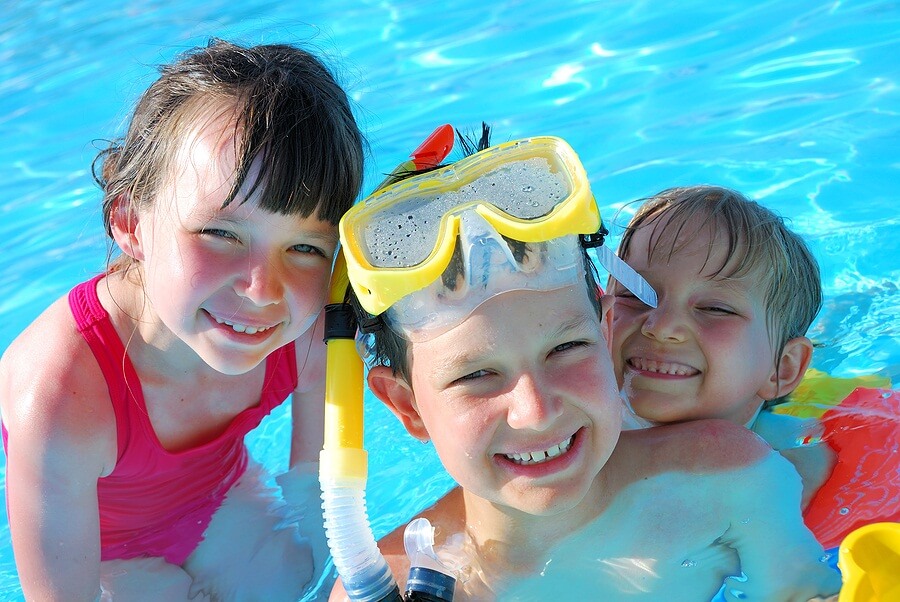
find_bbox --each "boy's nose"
[506,373,563,431]
[235,256,284,306]
[640,301,687,343]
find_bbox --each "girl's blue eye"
[201,228,238,240]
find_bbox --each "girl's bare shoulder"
[1,294,117,470]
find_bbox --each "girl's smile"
[124,110,337,375]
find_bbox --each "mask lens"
[385,232,585,342]
[360,156,573,269]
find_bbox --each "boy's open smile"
[501,432,575,466]
[495,428,584,479]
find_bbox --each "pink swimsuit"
[68,274,297,564]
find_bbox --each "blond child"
[609,186,834,509]
[0,39,363,601]
[330,137,839,601]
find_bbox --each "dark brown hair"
[93,38,365,269]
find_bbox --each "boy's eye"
[552,340,587,354]
[292,243,327,257]
[452,369,492,384]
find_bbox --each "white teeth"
[632,358,694,376]
[213,316,272,334]
[505,435,574,466]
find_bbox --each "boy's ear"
[759,336,813,400]
[367,366,429,441]
[599,294,615,354]
[109,195,145,261]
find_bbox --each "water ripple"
[736,50,860,86]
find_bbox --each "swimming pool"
[2,0,898,599]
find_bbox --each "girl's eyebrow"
[301,230,340,246]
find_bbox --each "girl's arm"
[1,309,115,601]
[276,310,329,589]
[290,310,327,468]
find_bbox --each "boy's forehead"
[407,286,603,361]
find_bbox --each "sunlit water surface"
[1,0,898,599]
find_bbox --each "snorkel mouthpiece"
[403,518,461,602]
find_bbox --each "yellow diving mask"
[340,135,657,341]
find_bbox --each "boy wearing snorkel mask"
[608,186,836,511]
[329,134,839,601]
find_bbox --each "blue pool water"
[2,0,898,599]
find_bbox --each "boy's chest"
[485,474,742,601]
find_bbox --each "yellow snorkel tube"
[320,126,455,602]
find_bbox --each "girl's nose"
[506,373,563,431]
[640,301,687,343]
[235,255,284,306]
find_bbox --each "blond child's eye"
[701,305,736,315]
[613,290,649,307]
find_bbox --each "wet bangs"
[221,60,363,224]
[634,190,775,284]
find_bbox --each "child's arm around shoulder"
[754,410,836,510]
[0,297,117,601]
[709,428,840,601]
[634,420,840,600]
[632,418,773,475]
